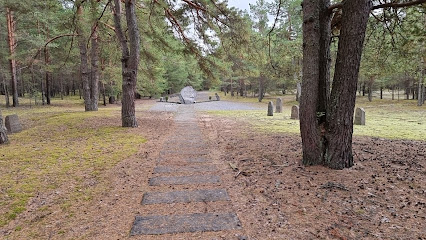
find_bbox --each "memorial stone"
[180,86,197,104]
[276,98,283,113]
[109,96,116,104]
[354,107,365,125]
[0,110,8,144]
[160,97,164,102]
[215,93,220,101]
[290,105,299,120]
[267,101,274,116]
[5,114,22,133]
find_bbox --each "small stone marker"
[290,105,299,120]
[109,96,116,104]
[159,97,164,102]
[215,93,220,101]
[130,212,241,235]
[276,98,283,113]
[142,189,230,205]
[267,101,274,116]
[0,110,9,144]
[354,107,365,125]
[149,175,220,186]
[180,86,197,104]
[5,115,22,134]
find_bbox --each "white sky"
[227,0,259,12]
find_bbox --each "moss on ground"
[207,96,425,141]
[0,97,146,227]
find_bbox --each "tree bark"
[258,74,265,102]
[6,8,18,107]
[324,0,371,169]
[112,0,139,127]
[44,43,51,105]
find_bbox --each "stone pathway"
[130,104,242,237]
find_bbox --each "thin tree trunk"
[324,0,371,169]
[112,0,139,127]
[6,8,18,107]
[258,74,264,102]
[76,1,93,111]
[89,22,99,111]
[44,45,51,105]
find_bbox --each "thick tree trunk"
[113,0,139,127]
[44,46,51,105]
[6,8,18,107]
[90,24,99,111]
[324,0,371,169]
[300,0,331,166]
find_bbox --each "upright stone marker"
[276,98,283,113]
[159,97,164,102]
[0,110,8,144]
[5,114,22,134]
[215,93,220,101]
[354,107,365,125]
[267,101,274,116]
[180,86,197,104]
[290,105,299,120]
[296,82,302,102]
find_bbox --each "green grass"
[207,94,426,141]
[0,96,146,227]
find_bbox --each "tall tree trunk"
[89,22,99,110]
[301,0,371,169]
[76,1,93,111]
[258,74,265,102]
[44,45,51,105]
[6,8,18,107]
[300,0,331,166]
[112,0,139,127]
[324,0,371,169]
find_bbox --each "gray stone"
[130,212,241,235]
[296,82,302,101]
[154,165,217,173]
[149,175,220,186]
[215,93,220,101]
[5,114,22,134]
[267,101,274,116]
[290,105,299,120]
[180,86,197,104]
[276,98,283,113]
[0,110,8,144]
[141,189,230,205]
[354,107,365,125]
[159,97,164,102]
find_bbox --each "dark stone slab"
[130,212,241,235]
[154,165,217,173]
[142,189,230,205]
[149,175,220,186]
[5,114,22,134]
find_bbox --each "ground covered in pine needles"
[1,95,425,239]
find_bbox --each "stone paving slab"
[149,175,220,186]
[142,189,230,205]
[130,212,241,235]
[154,165,217,173]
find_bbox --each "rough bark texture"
[0,110,8,144]
[6,8,18,107]
[300,0,325,166]
[44,44,51,105]
[113,0,139,127]
[258,74,265,102]
[76,2,93,111]
[90,20,99,111]
[325,0,371,169]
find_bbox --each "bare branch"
[372,0,426,10]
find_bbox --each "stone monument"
[215,93,220,101]
[0,110,8,144]
[5,114,22,134]
[354,107,365,125]
[267,102,274,116]
[180,86,197,104]
[290,105,299,120]
[276,98,283,113]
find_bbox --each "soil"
[2,99,425,240]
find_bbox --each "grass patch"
[0,96,146,227]
[207,96,425,141]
